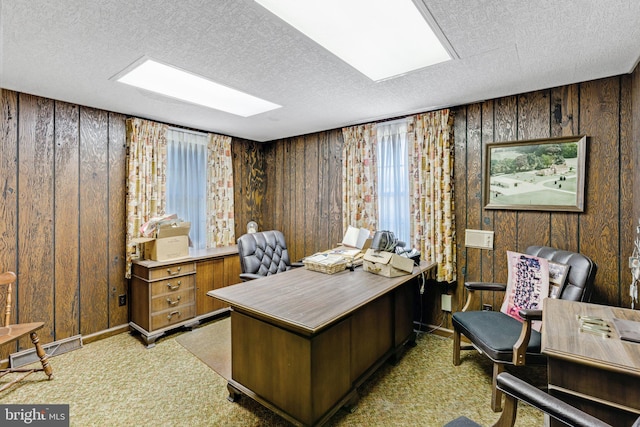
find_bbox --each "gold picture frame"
[484,135,587,212]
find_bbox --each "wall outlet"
[441,294,452,312]
[118,294,127,306]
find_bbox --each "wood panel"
[493,96,518,287]
[619,75,635,307]
[54,101,80,339]
[453,106,468,315]
[108,113,127,326]
[17,93,55,349]
[516,90,551,251]
[0,90,18,358]
[328,131,344,248]
[231,139,266,239]
[195,258,223,315]
[481,101,496,308]
[465,103,484,310]
[304,135,320,255]
[549,85,580,252]
[578,77,621,305]
[79,107,109,335]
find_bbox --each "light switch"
[465,229,494,249]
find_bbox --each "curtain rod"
[168,125,208,137]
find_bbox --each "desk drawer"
[151,303,196,330]
[133,261,196,281]
[151,288,195,312]
[150,275,195,297]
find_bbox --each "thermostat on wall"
[465,229,494,249]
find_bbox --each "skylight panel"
[255,0,452,81]
[115,59,281,117]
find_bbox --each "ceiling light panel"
[115,59,281,117]
[256,0,452,81]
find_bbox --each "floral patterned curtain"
[407,110,456,282]
[341,124,378,233]
[125,118,168,278]
[207,133,235,247]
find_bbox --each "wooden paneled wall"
[231,138,267,239]
[261,132,345,261]
[448,75,636,330]
[243,73,640,331]
[2,69,639,348]
[231,133,345,262]
[0,89,128,355]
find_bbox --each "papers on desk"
[303,253,349,274]
[304,253,346,266]
[342,225,371,249]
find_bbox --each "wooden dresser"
[130,246,240,347]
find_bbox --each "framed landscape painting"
[484,135,587,212]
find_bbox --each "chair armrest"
[464,282,507,291]
[239,273,262,281]
[460,282,506,311]
[518,309,542,321]
[494,372,612,427]
[511,309,543,365]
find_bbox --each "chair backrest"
[237,230,292,277]
[0,271,16,327]
[526,246,597,302]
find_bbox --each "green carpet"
[0,318,544,426]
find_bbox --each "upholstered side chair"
[236,230,302,281]
[0,271,54,391]
[452,246,597,412]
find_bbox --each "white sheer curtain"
[166,128,208,250]
[376,119,410,246]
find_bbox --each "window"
[165,128,208,250]
[376,120,410,246]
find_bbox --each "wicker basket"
[303,254,347,274]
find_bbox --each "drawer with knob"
[150,303,196,330]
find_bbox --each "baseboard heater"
[10,335,83,368]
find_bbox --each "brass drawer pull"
[167,310,181,320]
[166,280,182,291]
[166,296,181,306]
[167,266,182,276]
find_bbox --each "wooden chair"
[452,246,597,412]
[0,271,53,391]
[445,372,639,427]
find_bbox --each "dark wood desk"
[542,298,640,426]
[208,261,435,427]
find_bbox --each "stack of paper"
[342,225,371,249]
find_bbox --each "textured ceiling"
[1,0,639,141]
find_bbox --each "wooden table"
[541,298,640,426]
[207,260,435,427]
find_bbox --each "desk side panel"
[350,294,393,382]
[231,310,350,425]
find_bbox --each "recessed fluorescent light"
[115,58,281,117]
[255,0,452,81]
